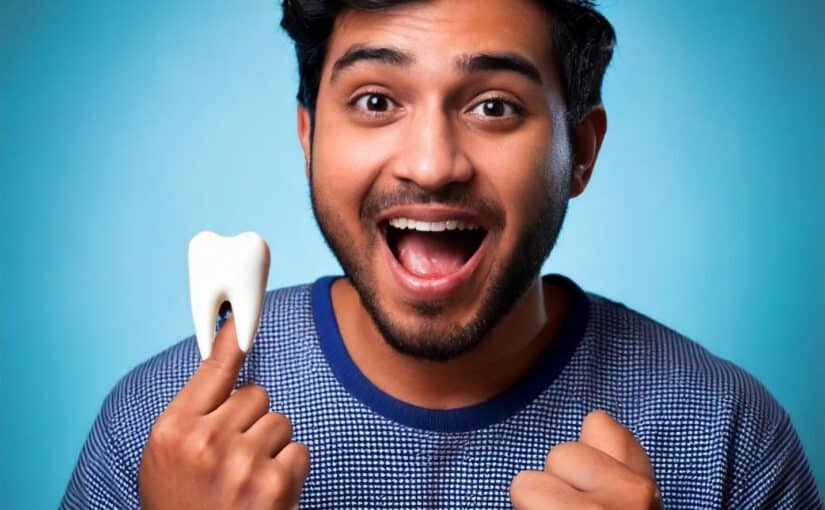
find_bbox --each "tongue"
[395,231,474,278]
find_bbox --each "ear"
[569,105,607,198]
[297,104,312,178]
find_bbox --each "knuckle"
[149,413,182,449]
[292,441,310,463]
[200,356,230,373]
[267,412,293,438]
[223,444,258,487]
[632,477,659,504]
[237,385,271,414]
[509,470,541,498]
[544,441,576,468]
[585,409,612,426]
[246,384,270,403]
[263,464,295,502]
[182,426,219,471]
[288,442,311,478]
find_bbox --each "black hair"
[280,0,615,130]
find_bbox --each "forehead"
[325,0,556,83]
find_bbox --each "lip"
[376,205,493,231]
[378,220,490,303]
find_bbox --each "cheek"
[311,111,395,222]
[467,122,562,239]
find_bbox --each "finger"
[545,441,641,493]
[244,412,293,457]
[171,315,247,414]
[580,410,654,478]
[208,384,270,432]
[275,442,311,497]
[509,470,591,510]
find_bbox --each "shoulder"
[576,291,792,454]
[579,293,822,506]
[582,293,817,502]
[581,291,780,414]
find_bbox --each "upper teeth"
[188,231,271,358]
[388,218,481,232]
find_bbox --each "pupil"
[368,95,386,111]
[484,100,503,116]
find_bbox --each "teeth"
[388,217,481,232]
[187,231,271,359]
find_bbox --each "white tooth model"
[188,231,271,359]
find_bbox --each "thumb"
[579,410,655,479]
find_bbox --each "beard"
[310,170,570,363]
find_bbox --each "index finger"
[171,314,247,414]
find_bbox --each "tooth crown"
[388,217,480,231]
[188,231,271,359]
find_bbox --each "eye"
[351,92,396,114]
[469,97,522,118]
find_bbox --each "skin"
[300,0,600,408]
[139,317,309,509]
[139,0,661,507]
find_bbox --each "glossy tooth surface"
[188,231,271,358]
[388,217,480,231]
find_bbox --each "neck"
[330,275,567,409]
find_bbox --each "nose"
[390,107,473,191]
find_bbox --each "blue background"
[1,0,823,506]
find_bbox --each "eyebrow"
[330,45,412,83]
[329,45,543,86]
[456,52,543,85]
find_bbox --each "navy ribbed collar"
[311,274,589,433]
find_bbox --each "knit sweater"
[61,274,823,509]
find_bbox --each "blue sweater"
[61,274,822,508]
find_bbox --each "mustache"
[360,183,506,229]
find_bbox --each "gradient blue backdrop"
[1,1,823,507]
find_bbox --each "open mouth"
[381,217,488,280]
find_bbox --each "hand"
[510,410,662,510]
[138,316,310,509]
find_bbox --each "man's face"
[305,0,574,361]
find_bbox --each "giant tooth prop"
[187,231,271,359]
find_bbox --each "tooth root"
[188,231,271,359]
[189,278,224,359]
[229,234,270,352]
[188,234,223,359]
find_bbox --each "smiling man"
[62,1,821,509]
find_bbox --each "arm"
[729,409,822,509]
[60,385,141,509]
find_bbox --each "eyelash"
[347,90,397,116]
[469,96,525,118]
[347,91,525,119]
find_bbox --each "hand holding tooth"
[139,316,309,509]
[138,231,309,509]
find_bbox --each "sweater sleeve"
[59,383,143,510]
[728,407,822,509]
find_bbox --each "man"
[62,0,822,508]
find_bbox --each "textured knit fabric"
[61,274,823,509]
